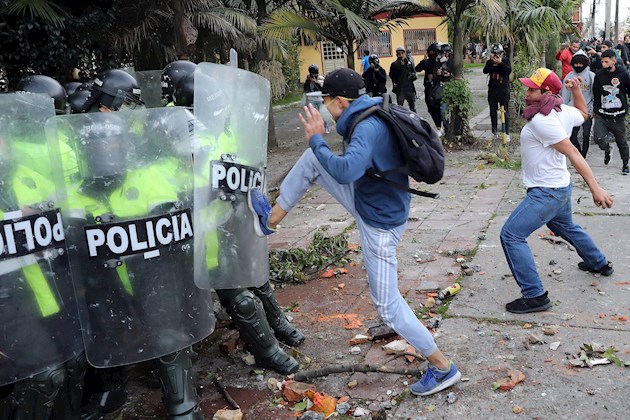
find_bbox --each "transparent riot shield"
[135,70,164,108]
[46,107,215,368]
[0,94,82,387]
[193,62,270,290]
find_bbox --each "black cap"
[603,40,613,47]
[321,68,366,99]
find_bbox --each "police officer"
[483,43,512,142]
[185,69,304,375]
[0,92,83,419]
[435,43,454,135]
[65,70,212,419]
[162,60,197,106]
[389,46,417,112]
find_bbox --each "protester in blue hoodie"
[247,68,461,397]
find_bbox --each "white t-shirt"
[520,104,584,188]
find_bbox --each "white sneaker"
[325,128,330,134]
[505,134,511,143]
[437,128,443,137]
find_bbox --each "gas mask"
[439,54,448,63]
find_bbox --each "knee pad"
[225,289,258,320]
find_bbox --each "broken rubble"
[382,339,410,355]
[212,408,243,420]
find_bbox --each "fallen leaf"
[283,381,316,402]
[290,401,308,412]
[320,269,335,278]
[618,316,628,322]
[337,396,349,404]
[479,271,486,275]
[337,268,349,275]
[304,390,337,417]
[348,243,360,251]
[611,316,618,320]
[426,292,438,298]
[513,405,522,414]
[522,323,533,329]
[337,283,345,289]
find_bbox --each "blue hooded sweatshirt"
[308,95,410,229]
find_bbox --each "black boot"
[0,365,65,420]
[154,349,203,419]
[252,282,305,347]
[218,289,299,375]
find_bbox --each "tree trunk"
[172,0,189,59]
[446,19,469,140]
[346,40,355,69]
[267,98,278,151]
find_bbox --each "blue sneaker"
[247,187,276,237]
[410,361,461,396]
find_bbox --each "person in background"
[361,50,371,73]
[303,64,329,134]
[555,39,580,79]
[483,43,512,142]
[389,46,417,112]
[362,54,387,97]
[561,50,595,157]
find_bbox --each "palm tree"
[3,0,68,27]
[260,0,425,69]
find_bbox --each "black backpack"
[343,94,445,198]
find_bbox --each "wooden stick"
[213,377,241,410]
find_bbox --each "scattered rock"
[350,346,362,355]
[255,374,264,382]
[336,403,351,414]
[335,352,344,360]
[543,325,559,336]
[367,324,397,341]
[552,268,563,274]
[241,354,256,366]
[267,378,281,391]
[347,380,358,389]
[382,339,409,355]
[456,257,466,263]
[300,411,324,420]
[550,341,561,351]
[549,260,557,265]
[349,334,369,345]
[463,268,474,276]
[218,330,241,354]
[522,323,533,329]
[446,392,458,404]
[478,233,487,240]
[380,401,392,410]
[425,297,436,309]
[513,405,522,414]
[561,313,575,321]
[353,407,369,417]
[426,315,442,330]
[213,408,243,420]
[315,204,326,211]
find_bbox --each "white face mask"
[440,56,448,63]
[320,102,335,126]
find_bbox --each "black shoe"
[505,291,552,314]
[604,148,611,165]
[578,261,614,276]
[623,166,629,175]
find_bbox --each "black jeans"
[396,87,416,112]
[488,88,510,134]
[593,115,629,165]
[569,117,593,158]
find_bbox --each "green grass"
[464,62,485,69]
[272,91,302,106]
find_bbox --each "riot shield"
[0,94,82,387]
[135,70,164,108]
[46,107,215,368]
[0,92,78,182]
[193,62,269,290]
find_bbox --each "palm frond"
[4,0,68,27]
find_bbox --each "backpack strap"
[366,171,439,198]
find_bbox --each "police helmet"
[308,64,319,75]
[67,90,91,114]
[368,54,379,65]
[440,44,453,54]
[87,69,143,112]
[64,82,82,96]
[490,43,504,55]
[16,75,67,113]
[77,113,129,180]
[173,73,194,108]
[427,43,441,54]
[396,46,406,53]
[161,60,197,103]
[76,81,93,92]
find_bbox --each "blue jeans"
[277,149,438,357]
[440,101,449,131]
[500,185,607,298]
